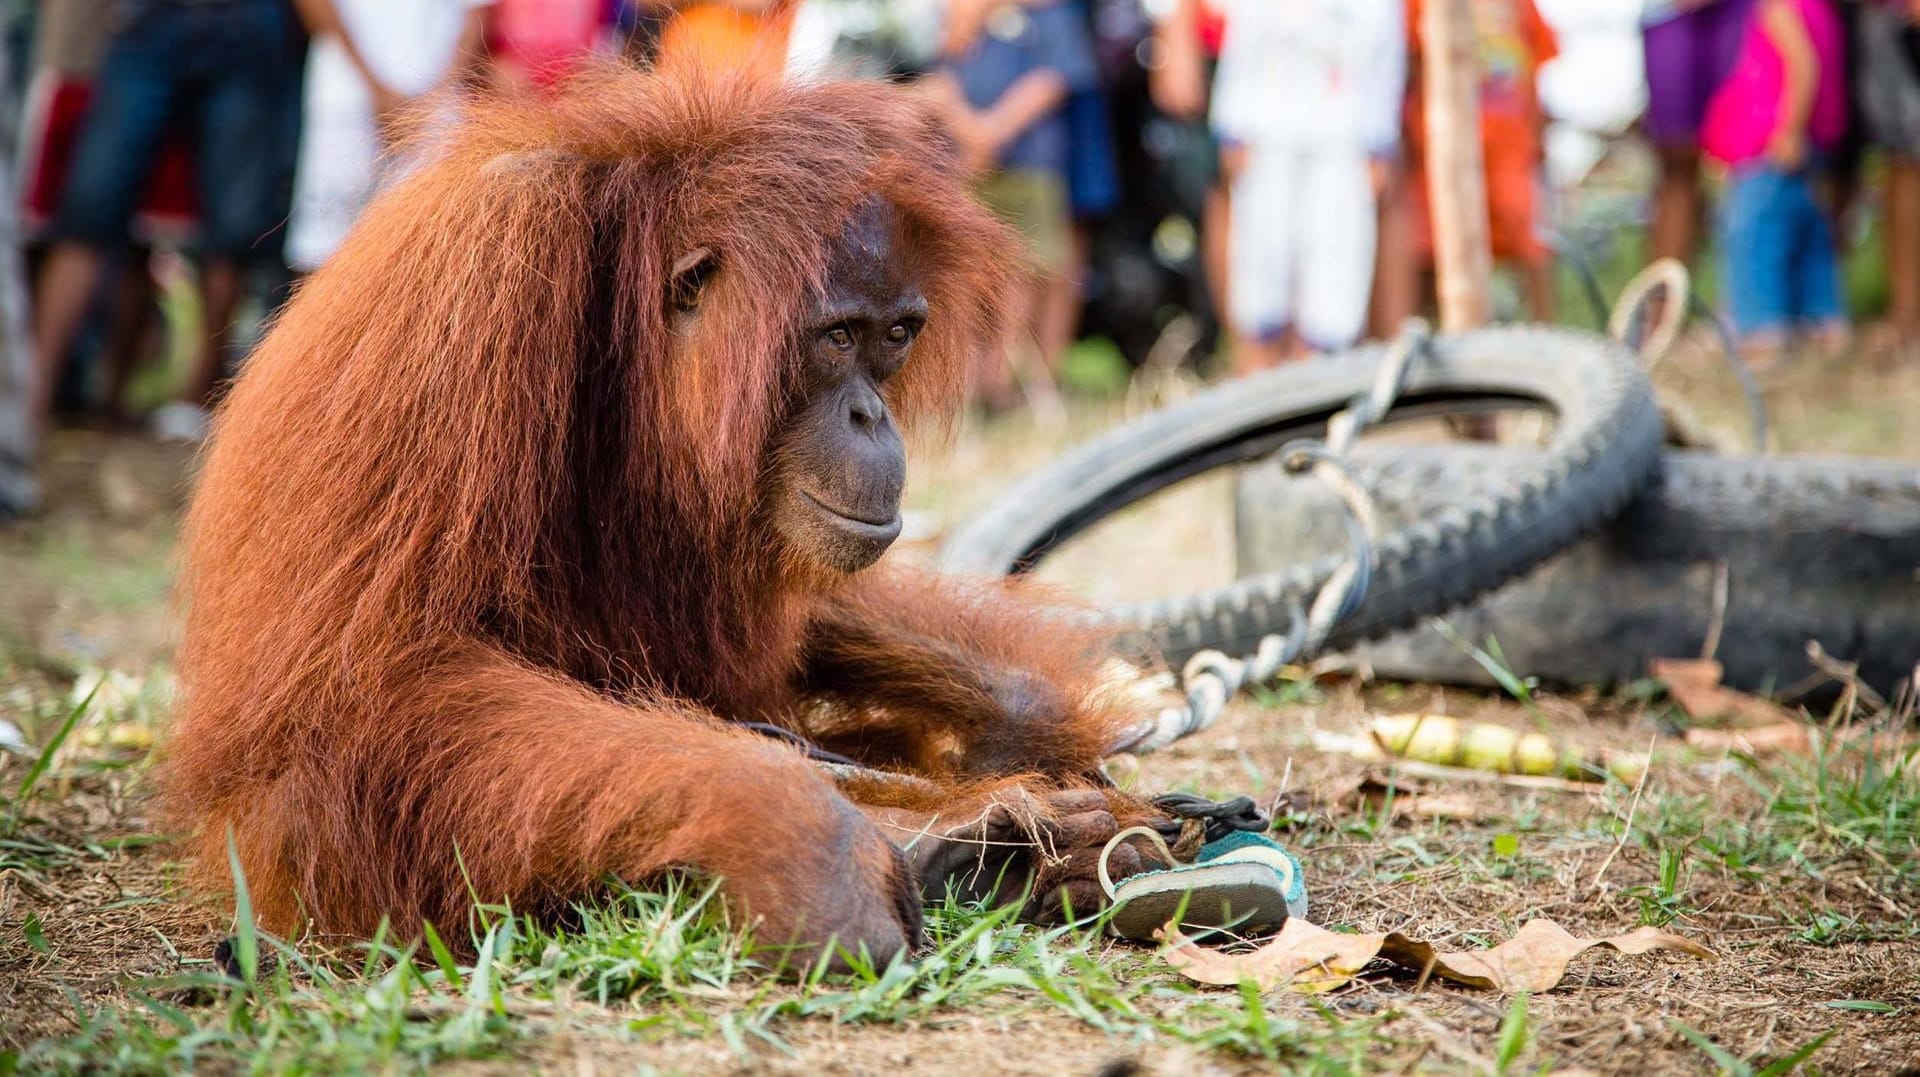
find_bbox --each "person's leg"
[1643,8,1710,267]
[100,253,158,425]
[1026,177,1075,374]
[188,261,244,407]
[1405,165,1440,320]
[1527,176,1555,323]
[1225,145,1295,373]
[1039,223,1090,378]
[1234,335,1286,370]
[975,281,1028,412]
[32,16,182,433]
[1718,167,1795,362]
[1650,147,1703,267]
[1369,159,1419,338]
[1885,156,1920,341]
[180,0,298,411]
[1000,173,1069,418]
[29,246,103,426]
[1523,258,1556,323]
[1296,149,1375,352]
[1786,171,1849,354]
[1202,183,1233,347]
[970,172,1049,413]
[1489,164,1555,323]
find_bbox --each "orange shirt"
[659,2,797,74]
[1406,0,1558,174]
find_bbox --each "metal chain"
[1107,320,1434,754]
[815,259,1749,785]
[806,320,1433,790]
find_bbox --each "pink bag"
[1700,0,1848,166]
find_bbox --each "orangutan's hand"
[723,782,923,974]
[863,786,1168,918]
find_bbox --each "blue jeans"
[1718,164,1846,338]
[53,0,299,258]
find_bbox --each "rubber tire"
[939,327,1667,666]
[1235,446,1920,693]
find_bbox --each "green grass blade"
[360,917,393,978]
[224,826,259,984]
[1754,1029,1835,1077]
[6,678,102,833]
[1428,619,1536,704]
[22,914,49,954]
[421,920,466,993]
[1672,1020,1752,1076]
[1495,993,1530,1074]
[1821,999,1894,1013]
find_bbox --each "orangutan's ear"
[669,247,720,314]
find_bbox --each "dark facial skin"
[666,197,925,575]
[770,199,926,573]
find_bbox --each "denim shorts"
[1718,164,1846,337]
[1064,90,1120,219]
[52,0,300,258]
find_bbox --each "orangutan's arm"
[796,566,1129,779]
[222,642,919,967]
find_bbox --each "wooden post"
[1421,0,1493,331]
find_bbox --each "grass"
[1629,734,1920,890]
[6,270,1920,1071]
[1672,1022,1837,1077]
[6,668,1916,1073]
[4,866,1383,1074]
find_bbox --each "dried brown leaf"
[1684,722,1813,754]
[1161,918,1382,994]
[1161,917,1713,994]
[1381,919,1715,992]
[1651,657,1792,726]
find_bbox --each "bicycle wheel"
[939,327,1666,666]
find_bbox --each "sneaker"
[1102,826,1308,941]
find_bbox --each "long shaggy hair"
[170,61,1137,943]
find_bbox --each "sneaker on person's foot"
[149,401,208,443]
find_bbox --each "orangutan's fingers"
[1045,809,1120,851]
[1039,788,1111,817]
[1099,839,1144,882]
[1027,877,1108,924]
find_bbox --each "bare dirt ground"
[3,335,1918,1074]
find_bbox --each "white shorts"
[1226,144,1377,350]
[286,43,388,273]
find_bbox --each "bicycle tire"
[1238,445,1920,692]
[938,326,1667,667]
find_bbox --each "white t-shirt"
[308,0,494,108]
[1209,0,1405,155]
[288,0,493,271]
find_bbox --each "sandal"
[1099,825,1308,942]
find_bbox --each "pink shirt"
[489,0,610,90]
[1700,0,1847,166]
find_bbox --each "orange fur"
[168,61,1146,950]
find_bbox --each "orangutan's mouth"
[802,489,903,541]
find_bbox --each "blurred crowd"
[1,0,1918,475]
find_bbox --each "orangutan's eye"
[826,327,855,351]
[669,247,718,314]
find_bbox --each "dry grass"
[3,338,1918,1074]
